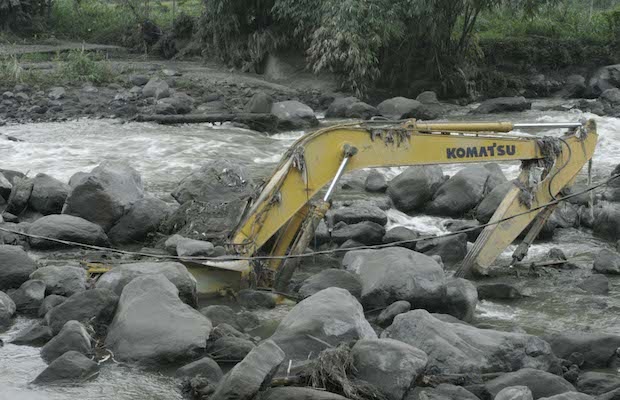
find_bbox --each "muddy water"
[1,106,620,398]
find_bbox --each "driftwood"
[133,113,279,132]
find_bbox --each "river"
[1,105,619,399]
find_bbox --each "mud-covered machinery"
[187,119,598,295]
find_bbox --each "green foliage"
[58,49,117,84]
[0,0,34,32]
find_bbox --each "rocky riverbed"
[2,67,620,400]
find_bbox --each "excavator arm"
[191,119,597,294]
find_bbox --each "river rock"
[577,275,609,295]
[593,249,620,275]
[331,221,385,245]
[260,387,349,400]
[382,310,557,374]
[27,214,110,249]
[176,356,223,383]
[594,202,620,241]
[41,320,92,364]
[378,96,435,119]
[329,205,387,226]
[417,91,439,104]
[5,177,33,215]
[538,394,594,400]
[142,78,170,99]
[474,97,532,114]
[128,75,149,86]
[407,383,481,400]
[382,226,419,250]
[345,101,380,119]
[271,100,318,130]
[587,64,620,98]
[558,75,586,98]
[0,245,38,290]
[96,261,197,306]
[210,323,251,341]
[28,173,69,215]
[0,291,16,330]
[270,287,376,363]
[44,288,119,335]
[343,247,445,309]
[208,336,255,362]
[376,300,411,327]
[298,269,362,300]
[477,283,523,300]
[30,266,86,297]
[484,368,574,399]
[434,278,478,322]
[543,332,620,369]
[105,274,212,366]
[351,338,428,400]
[158,93,194,114]
[0,169,25,185]
[210,340,284,400]
[0,172,12,200]
[200,305,239,329]
[576,372,620,395]
[326,96,359,118]
[387,166,444,212]
[107,196,171,244]
[427,164,506,217]
[33,350,99,385]
[237,289,276,310]
[176,237,215,257]
[416,233,468,266]
[365,170,388,193]
[10,279,46,314]
[599,388,620,400]
[63,161,144,231]
[495,386,534,400]
[11,322,53,346]
[48,87,66,100]
[38,294,66,317]
[246,92,273,113]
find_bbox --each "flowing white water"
[1,106,620,397]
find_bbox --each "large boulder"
[28,173,69,215]
[208,336,255,362]
[9,279,46,314]
[474,97,532,114]
[11,322,53,346]
[326,97,360,118]
[27,214,110,249]
[0,291,16,330]
[476,181,515,223]
[30,267,85,298]
[343,248,445,310]
[298,269,362,299]
[387,166,444,212]
[96,261,197,307]
[538,394,594,400]
[105,274,212,366]
[331,221,386,245]
[376,300,411,327]
[176,356,223,383]
[142,77,170,99]
[543,332,620,369]
[44,288,119,335]
[0,245,38,290]
[107,196,171,244]
[175,237,215,257]
[586,64,620,98]
[593,202,620,241]
[576,274,609,295]
[0,172,12,200]
[351,339,428,400]
[416,233,468,267]
[62,161,144,231]
[378,97,437,120]
[5,177,33,215]
[427,164,506,217]
[383,226,419,250]
[576,372,620,395]
[260,387,349,400]
[270,287,376,363]
[558,74,586,98]
[41,320,92,364]
[406,384,480,400]
[33,351,99,385]
[271,100,319,130]
[484,368,575,399]
[329,205,388,226]
[246,92,273,114]
[209,340,285,400]
[365,170,388,193]
[495,386,534,400]
[38,294,66,317]
[593,249,620,275]
[433,278,478,323]
[382,310,557,374]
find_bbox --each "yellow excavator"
[181,118,598,296]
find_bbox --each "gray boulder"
[326,97,359,118]
[331,221,385,245]
[63,161,144,231]
[107,196,171,244]
[495,386,534,400]
[38,294,66,317]
[376,300,411,327]
[474,97,532,114]
[577,275,609,295]
[5,177,33,215]
[298,269,362,299]
[586,64,620,98]
[593,202,620,241]
[176,356,223,383]
[105,274,212,366]
[9,279,46,315]
[142,78,170,99]
[31,266,86,297]
[538,394,594,400]
[382,310,557,374]
[210,323,251,341]
[176,237,215,257]
[558,75,586,98]
[210,340,285,400]
[352,338,428,400]
[343,247,445,309]
[44,288,119,335]
[27,214,110,249]
[378,96,437,119]
[576,371,620,395]
[96,261,197,307]
[208,336,255,362]
[345,101,380,119]
[157,93,194,114]
[387,166,444,212]
[260,387,349,400]
[383,226,419,250]
[477,283,523,300]
[200,306,259,332]
[432,278,478,323]
[365,170,388,193]
[33,350,99,385]
[544,331,620,369]
[475,181,514,223]
[41,320,92,364]
[417,91,439,104]
[593,249,620,275]
[407,383,480,399]
[484,368,574,399]
[601,88,620,106]
[427,164,506,217]
[246,92,273,113]
[599,388,620,400]
[0,245,38,290]
[48,86,66,100]
[271,100,318,130]
[330,205,388,226]
[28,173,69,215]
[237,289,276,309]
[11,322,53,346]
[0,291,16,330]
[270,287,376,363]
[416,233,468,267]
[0,172,12,200]
[128,75,149,86]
